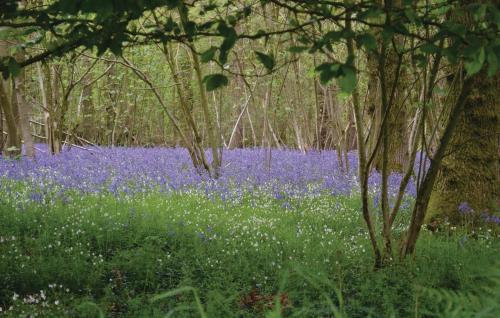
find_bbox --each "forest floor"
[0,147,498,317]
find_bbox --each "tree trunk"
[0,98,4,151]
[76,81,94,141]
[367,0,409,173]
[14,65,35,158]
[0,41,21,157]
[0,80,21,157]
[426,72,499,224]
[36,62,54,153]
[401,78,474,257]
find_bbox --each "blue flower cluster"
[0,146,416,203]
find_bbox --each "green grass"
[0,189,498,317]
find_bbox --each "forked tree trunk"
[177,5,221,178]
[367,0,409,173]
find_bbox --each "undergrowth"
[0,190,498,317]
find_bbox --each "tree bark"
[368,0,409,173]
[401,77,474,257]
[0,80,21,157]
[0,41,21,157]
[426,72,499,224]
[14,60,35,158]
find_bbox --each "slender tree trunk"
[176,5,221,177]
[366,0,409,173]
[401,77,474,257]
[0,98,4,151]
[14,61,35,158]
[0,41,21,157]
[345,102,357,151]
[76,82,94,141]
[52,65,63,153]
[161,41,210,172]
[345,4,382,267]
[0,80,21,157]
[36,62,53,152]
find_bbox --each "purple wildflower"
[458,202,474,215]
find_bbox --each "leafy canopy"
[0,0,498,91]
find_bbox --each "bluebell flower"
[29,191,44,203]
[196,232,206,241]
[458,235,467,248]
[0,145,420,204]
[458,202,473,215]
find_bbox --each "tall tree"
[426,73,499,224]
[424,0,500,225]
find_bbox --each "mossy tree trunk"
[426,72,499,224]
[426,0,499,225]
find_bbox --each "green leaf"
[165,17,177,32]
[337,65,356,94]
[254,51,275,71]
[75,302,105,318]
[442,21,467,39]
[184,21,196,37]
[52,0,78,14]
[218,23,237,64]
[203,4,217,12]
[81,0,113,18]
[358,7,384,20]
[201,47,217,63]
[203,74,229,91]
[412,53,427,68]
[442,45,459,64]
[151,286,196,302]
[152,286,208,318]
[323,30,343,42]
[243,6,252,17]
[381,26,395,43]
[469,3,487,21]
[486,48,498,77]
[0,28,15,41]
[357,33,377,51]
[165,0,180,9]
[420,43,439,54]
[287,46,309,54]
[465,46,485,76]
[7,57,20,77]
[218,23,236,38]
[404,8,418,23]
[315,62,340,84]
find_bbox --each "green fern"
[419,262,500,317]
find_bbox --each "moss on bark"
[427,73,499,224]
